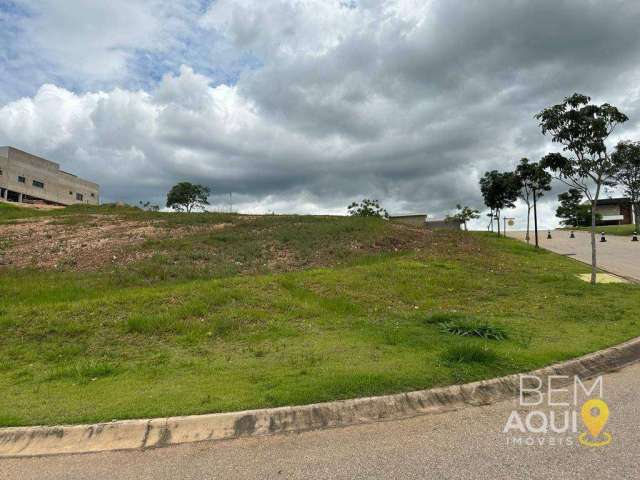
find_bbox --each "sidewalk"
[506,229,640,282]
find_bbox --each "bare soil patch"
[0,215,227,270]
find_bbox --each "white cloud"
[2,0,211,99]
[13,1,179,82]
[201,0,371,58]
[0,84,101,150]
[2,1,640,225]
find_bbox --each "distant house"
[594,197,634,225]
[388,213,461,230]
[0,147,99,206]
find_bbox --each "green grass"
[1,209,640,427]
[565,224,638,236]
[441,344,499,364]
[0,201,238,225]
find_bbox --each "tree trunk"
[590,202,597,285]
[525,203,531,243]
[496,210,501,236]
[590,183,601,285]
[635,202,640,233]
[533,189,539,248]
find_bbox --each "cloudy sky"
[1,0,640,227]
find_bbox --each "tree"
[555,189,601,227]
[556,189,584,227]
[347,199,388,218]
[479,170,520,235]
[445,204,480,231]
[166,182,210,213]
[611,140,640,231]
[515,158,552,244]
[139,200,160,212]
[576,204,602,227]
[536,93,627,284]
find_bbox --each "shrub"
[439,318,507,341]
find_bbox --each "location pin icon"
[581,399,609,438]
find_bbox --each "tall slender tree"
[536,93,627,284]
[479,170,520,236]
[514,158,552,243]
[611,140,640,231]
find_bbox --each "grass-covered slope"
[1,206,639,426]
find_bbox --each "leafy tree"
[536,93,627,284]
[479,170,520,235]
[611,140,640,231]
[139,200,160,212]
[445,204,480,231]
[515,158,552,244]
[556,189,584,227]
[166,182,210,213]
[347,199,388,218]
[556,190,603,227]
[575,204,602,227]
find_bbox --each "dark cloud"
[1,0,640,223]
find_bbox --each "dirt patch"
[0,213,471,274]
[0,215,228,271]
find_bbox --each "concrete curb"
[2,335,640,458]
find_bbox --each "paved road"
[507,229,640,282]
[3,362,639,479]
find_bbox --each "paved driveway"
[3,363,640,479]
[506,230,640,282]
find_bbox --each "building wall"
[0,147,99,206]
[388,215,462,230]
[621,204,633,225]
[389,215,426,227]
[595,202,634,225]
[597,204,620,217]
[425,219,462,230]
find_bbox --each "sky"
[1,0,640,229]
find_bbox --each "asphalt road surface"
[506,229,640,282]
[3,362,639,480]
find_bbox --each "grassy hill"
[1,204,640,426]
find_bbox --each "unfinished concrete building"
[0,147,99,206]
